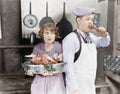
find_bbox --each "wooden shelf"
[0,45,33,49]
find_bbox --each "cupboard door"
[114,0,120,43]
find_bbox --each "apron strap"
[73,30,82,62]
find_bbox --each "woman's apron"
[67,35,97,94]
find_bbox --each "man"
[62,7,110,94]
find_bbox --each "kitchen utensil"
[23,2,38,28]
[39,2,54,27]
[30,32,36,45]
[56,2,73,40]
[22,61,66,75]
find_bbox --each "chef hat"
[72,7,95,16]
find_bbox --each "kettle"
[30,32,36,45]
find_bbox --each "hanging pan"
[39,2,54,27]
[56,2,73,40]
[23,2,38,28]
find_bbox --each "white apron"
[67,36,97,94]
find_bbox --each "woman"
[27,23,66,94]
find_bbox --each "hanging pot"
[56,2,73,40]
[39,2,54,27]
[23,2,38,28]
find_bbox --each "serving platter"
[22,61,66,75]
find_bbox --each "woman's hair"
[39,23,59,40]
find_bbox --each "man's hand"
[89,25,107,37]
[95,27,107,37]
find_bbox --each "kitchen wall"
[113,0,120,55]
[21,0,108,38]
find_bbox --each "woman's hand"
[25,70,34,76]
[31,54,36,58]
[57,54,63,61]
[42,70,53,76]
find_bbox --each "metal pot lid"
[23,14,38,28]
[23,2,38,28]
